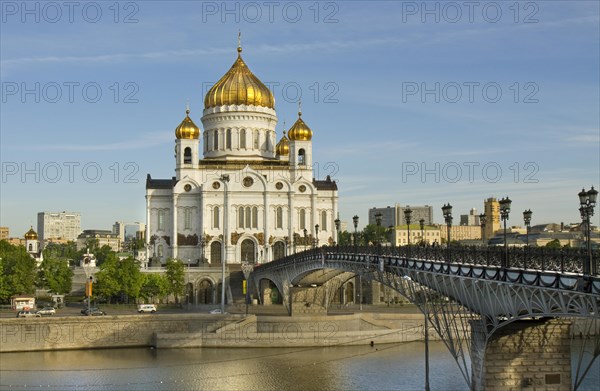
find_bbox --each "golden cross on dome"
[237,30,242,53]
[298,99,302,117]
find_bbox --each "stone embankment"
[0,313,437,352]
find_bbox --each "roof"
[313,176,338,191]
[146,174,178,189]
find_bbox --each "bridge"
[252,245,600,390]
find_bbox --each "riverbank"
[0,312,434,352]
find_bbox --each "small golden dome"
[276,131,290,156]
[175,108,200,139]
[287,112,313,141]
[24,227,38,240]
[204,46,275,109]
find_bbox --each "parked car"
[36,307,56,316]
[16,310,41,318]
[208,308,227,314]
[82,307,106,316]
[137,304,157,313]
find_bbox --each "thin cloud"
[7,131,171,151]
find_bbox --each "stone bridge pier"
[472,319,572,391]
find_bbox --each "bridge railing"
[258,245,598,276]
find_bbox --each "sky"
[1,0,599,236]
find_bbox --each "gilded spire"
[204,40,275,109]
[237,30,242,54]
[298,99,302,117]
[175,105,200,140]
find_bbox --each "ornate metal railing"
[259,244,599,277]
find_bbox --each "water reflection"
[0,341,597,390]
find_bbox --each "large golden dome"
[175,108,200,139]
[276,131,290,156]
[204,46,275,109]
[287,112,313,141]
[24,227,37,240]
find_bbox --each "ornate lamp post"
[353,215,359,252]
[523,209,533,247]
[579,186,598,276]
[404,207,413,245]
[352,215,361,310]
[419,218,425,246]
[442,204,453,261]
[479,213,487,245]
[334,217,341,248]
[241,261,254,315]
[499,197,512,269]
[219,174,230,314]
[314,224,319,248]
[375,212,383,246]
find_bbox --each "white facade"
[145,46,338,266]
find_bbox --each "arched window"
[204,132,208,153]
[226,128,232,149]
[299,209,306,230]
[210,241,222,264]
[252,207,258,228]
[213,130,219,150]
[240,129,246,149]
[241,239,256,263]
[213,206,220,229]
[184,147,192,164]
[158,210,165,231]
[298,149,305,165]
[273,241,285,260]
[28,243,33,251]
[245,207,252,228]
[254,130,259,149]
[321,211,327,231]
[184,208,192,230]
[276,207,283,229]
[157,245,163,257]
[238,206,245,228]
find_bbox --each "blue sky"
[1,1,599,236]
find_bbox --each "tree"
[0,240,37,300]
[140,273,168,302]
[338,231,353,246]
[94,253,121,301]
[0,259,11,302]
[165,259,185,303]
[117,257,143,302]
[545,239,562,249]
[38,257,73,294]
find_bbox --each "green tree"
[338,231,353,246]
[38,257,73,294]
[545,239,561,248]
[117,257,143,302]
[94,253,121,300]
[362,224,387,245]
[0,240,37,299]
[165,259,185,303]
[140,273,168,302]
[0,259,11,302]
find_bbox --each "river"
[0,341,598,390]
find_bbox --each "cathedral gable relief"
[231,231,241,245]
[178,233,198,246]
[254,232,264,245]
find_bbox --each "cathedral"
[145,42,339,266]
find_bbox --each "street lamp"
[499,197,512,269]
[314,224,319,248]
[352,215,361,311]
[375,212,382,246]
[523,209,533,247]
[334,217,341,247]
[241,261,254,315]
[303,228,308,251]
[419,219,425,245]
[479,213,487,245]
[404,207,413,245]
[219,174,230,314]
[579,186,598,276]
[442,204,453,262]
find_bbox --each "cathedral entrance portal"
[241,239,256,263]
